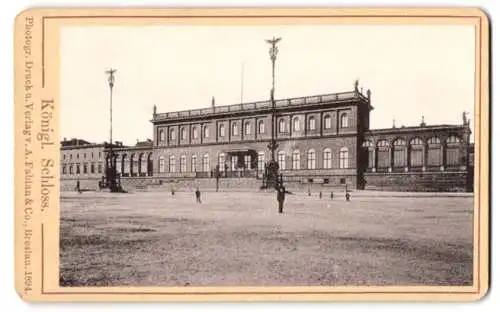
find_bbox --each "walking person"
[319,191,322,199]
[330,191,334,199]
[195,187,202,203]
[277,185,286,214]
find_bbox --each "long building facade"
[60,85,473,192]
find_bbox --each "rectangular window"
[428,148,442,166]
[191,156,197,172]
[231,156,238,171]
[377,150,390,168]
[393,149,406,167]
[446,148,460,166]
[244,155,251,169]
[159,158,165,173]
[218,155,225,171]
[180,157,187,172]
[278,153,286,170]
[258,153,265,171]
[410,149,424,167]
[202,156,210,172]
[292,153,300,170]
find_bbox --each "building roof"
[60,138,127,150]
[152,90,371,123]
[366,124,470,136]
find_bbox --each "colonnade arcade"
[362,133,469,173]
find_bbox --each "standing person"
[345,191,351,201]
[195,187,201,203]
[319,191,322,199]
[171,187,175,196]
[330,191,334,199]
[75,179,81,193]
[277,185,286,214]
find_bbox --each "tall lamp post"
[104,68,121,192]
[265,37,282,189]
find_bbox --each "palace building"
[60,85,473,192]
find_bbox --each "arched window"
[410,138,424,167]
[180,155,187,172]
[340,113,348,128]
[278,151,286,169]
[324,114,332,129]
[169,128,176,141]
[218,153,225,171]
[258,120,265,134]
[279,118,286,133]
[446,136,461,166]
[308,116,316,131]
[232,122,239,136]
[91,163,95,174]
[69,165,73,174]
[219,124,225,137]
[180,127,186,140]
[393,138,407,168]
[244,121,251,135]
[83,163,88,174]
[307,149,316,169]
[258,152,265,172]
[192,127,198,139]
[191,155,197,172]
[292,150,300,170]
[169,156,176,172]
[427,137,442,166]
[159,129,165,142]
[323,148,332,169]
[362,140,373,147]
[339,147,349,169]
[159,156,165,173]
[293,117,300,132]
[202,154,210,172]
[447,136,461,144]
[204,125,209,138]
[62,165,67,175]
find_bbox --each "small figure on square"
[195,187,202,203]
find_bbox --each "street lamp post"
[104,68,122,192]
[265,37,282,189]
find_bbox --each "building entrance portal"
[225,149,257,178]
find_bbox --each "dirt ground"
[59,190,474,287]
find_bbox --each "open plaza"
[59,189,473,287]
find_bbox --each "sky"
[60,25,475,146]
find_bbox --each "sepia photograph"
[13,7,490,302]
[58,23,476,287]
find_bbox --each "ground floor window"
[231,156,238,171]
[203,155,210,172]
[340,147,349,169]
[323,149,331,169]
[446,148,460,166]
[258,152,265,171]
[278,151,286,170]
[191,155,197,172]
[180,156,187,172]
[218,154,225,171]
[307,149,316,169]
[292,150,300,170]
[244,155,251,169]
[169,156,176,172]
[159,156,165,173]
[428,148,442,166]
[410,149,424,167]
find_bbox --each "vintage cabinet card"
[14,8,489,301]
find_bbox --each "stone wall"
[363,171,469,192]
